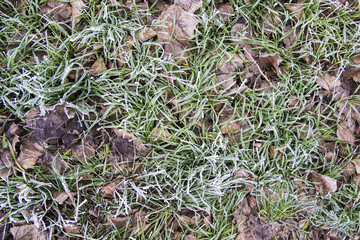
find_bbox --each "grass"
[1,0,360,239]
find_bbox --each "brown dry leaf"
[10,225,47,240]
[151,127,171,141]
[102,182,116,196]
[53,191,69,204]
[184,235,197,240]
[310,171,337,195]
[284,1,305,19]
[108,215,129,229]
[174,0,202,14]
[63,223,81,234]
[219,106,241,135]
[90,57,107,75]
[70,0,86,24]
[351,159,360,175]
[219,53,245,73]
[352,56,360,64]
[342,66,360,82]
[316,73,341,91]
[25,103,83,146]
[113,129,152,157]
[0,150,12,179]
[137,27,157,42]
[40,0,72,22]
[72,144,95,163]
[258,52,283,75]
[216,4,234,23]
[337,122,355,145]
[17,137,44,170]
[156,5,199,59]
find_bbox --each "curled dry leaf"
[174,0,202,14]
[310,171,337,195]
[89,57,107,75]
[137,27,157,42]
[113,129,152,157]
[10,225,47,240]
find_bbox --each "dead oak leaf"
[10,225,47,240]
[40,0,72,22]
[310,171,337,195]
[284,1,305,20]
[0,150,13,179]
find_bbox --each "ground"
[1,0,360,239]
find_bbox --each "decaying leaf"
[156,5,199,59]
[70,0,86,24]
[53,191,69,205]
[216,4,234,23]
[17,137,44,170]
[151,127,171,141]
[137,27,157,42]
[174,0,202,14]
[108,215,129,229]
[258,52,282,75]
[0,150,13,179]
[10,225,47,240]
[184,235,197,240]
[310,171,337,195]
[90,57,107,75]
[40,0,72,22]
[63,223,81,234]
[284,1,305,19]
[337,121,355,145]
[72,137,96,163]
[113,129,152,157]
[316,73,341,91]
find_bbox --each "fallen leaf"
[113,129,152,157]
[316,73,341,91]
[53,191,69,204]
[337,121,355,145]
[184,235,197,240]
[137,27,157,42]
[258,52,283,75]
[156,5,199,59]
[63,223,81,234]
[219,53,245,74]
[174,0,202,14]
[72,143,95,163]
[70,0,86,24]
[284,1,305,19]
[102,182,116,196]
[17,137,44,170]
[108,215,129,229]
[10,225,47,240]
[151,127,171,141]
[216,4,234,23]
[310,171,337,195]
[40,0,72,22]
[0,150,13,179]
[89,57,107,75]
